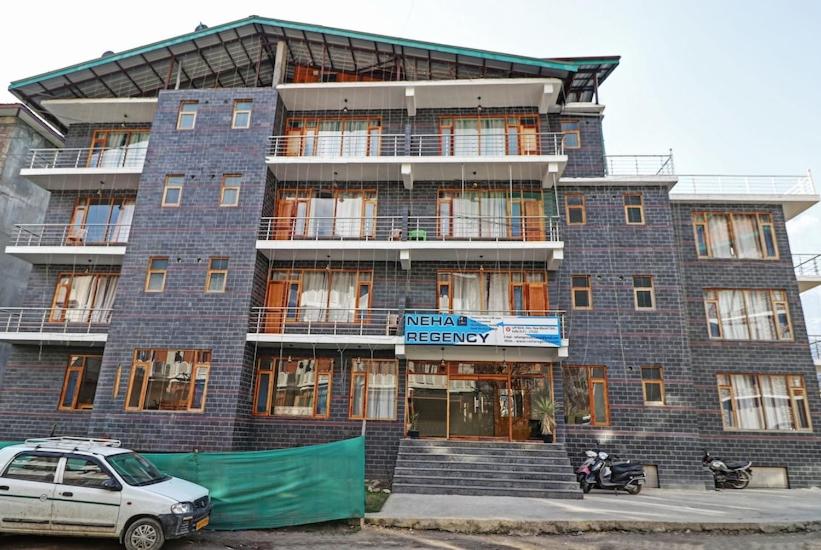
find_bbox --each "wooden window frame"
[564,193,586,225]
[348,358,399,421]
[162,175,184,207]
[284,116,383,157]
[124,349,211,413]
[176,101,198,130]
[49,272,119,323]
[275,188,378,239]
[640,366,665,405]
[205,257,229,293]
[144,256,169,293]
[704,288,794,341]
[624,193,645,225]
[267,268,374,323]
[231,100,252,129]
[434,188,545,240]
[560,119,581,149]
[716,373,812,432]
[67,196,136,245]
[436,269,549,314]
[58,355,102,411]
[437,114,541,156]
[571,275,593,310]
[632,275,656,311]
[691,211,780,260]
[87,129,150,168]
[252,357,334,418]
[563,365,610,426]
[219,174,241,207]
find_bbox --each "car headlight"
[171,502,194,514]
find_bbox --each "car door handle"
[61,491,73,497]
[0,486,8,491]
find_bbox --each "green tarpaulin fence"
[0,437,365,530]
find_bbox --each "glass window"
[253,357,333,418]
[563,366,609,426]
[633,276,655,310]
[232,100,252,129]
[125,349,210,412]
[205,258,229,293]
[62,458,113,489]
[162,175,184,207]
[266,269,372,324]
[717,374,811,431]
[641,366,665,404]
[145,257,169,293]
[560,120,580,149]
[59,355,102,410]
[571,275,592,310]
[691,212,778,259]
[437,271,547,315]
[50,273,118,323]
[220,175,241,206]
[565,193,585,225]
[624,193,645,224]
[350,359,398,420]
[704,289,792,341]
[177,101,198,130]
[3,453,59,483]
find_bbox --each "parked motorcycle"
[576,449,645,494]
[703,451,752,489]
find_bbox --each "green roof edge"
[9,15,617,90]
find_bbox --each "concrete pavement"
[367,488,821,533]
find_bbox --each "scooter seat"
[610,463,644,475]
[725,461,751,470]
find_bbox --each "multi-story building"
[2,16,820,494]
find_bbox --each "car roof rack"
[23,437,122,451]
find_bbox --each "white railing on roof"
[604,154,675,176]
[671,172,816,196]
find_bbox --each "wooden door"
[264,281,288,333]
[274,200,296,240]
[67,205,87,245]
[520,125,539,155]
[526,282,548,315]
[523,200,545,241]
[285,128,304,156]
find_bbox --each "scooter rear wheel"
[625,483,642,495]
[727,470,751,489]
[580,480,592,494]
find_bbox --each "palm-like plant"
[532,393,556,436]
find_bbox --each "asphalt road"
[3,527,821,549]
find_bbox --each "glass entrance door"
[448,378,508,439]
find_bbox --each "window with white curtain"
[89,130,149,168]
[717,374,811,431]
[438,190,545,240]
[271,270,372,323]
[350,359,397,420]
[692,212,778,259]
[704,289,792,341]
[286,118,381,158]
[50,273,119,323]
[438,271,547,315]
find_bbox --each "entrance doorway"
[407,362,553,441]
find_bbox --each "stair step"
[402,439,566,450]
[398,446,571,457]
[393,474,579,491]
[394,460,572,472]
[394,466,575,481]
[392,482,583,500]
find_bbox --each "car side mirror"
[102,478,122,491]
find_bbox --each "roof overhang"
[41,98,158,127]
[0,103,63,146]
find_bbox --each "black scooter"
[703,451,752,489]
[577,449,645,494]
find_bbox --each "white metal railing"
[795,254,821,278]
[25,145,148,170]
[604,153,675,176]
[671,172,816,196]
[11,223,131,247]
[811,335,820,362]
[0,307,113,335]
[267,132,564,158]
[258,215,561,242]
[249,307,565,339]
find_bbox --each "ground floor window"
[563,365,609,426]
[126,349,210,412]
[717,373,811,431]
[59,355,102,410]
[253,357,333,417]
[350,359,398,420]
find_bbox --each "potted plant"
[532,394,556,443]
[407,412,420,439]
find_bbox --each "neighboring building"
[1,16,820,494]
[0,104,61,378]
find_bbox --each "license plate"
[196,517,209,530]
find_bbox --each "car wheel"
[124,518,165,550]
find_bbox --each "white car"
[0,437,211,550]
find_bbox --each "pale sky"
[2,0,820,330]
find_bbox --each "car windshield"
[106,452,170,486]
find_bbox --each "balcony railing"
[258,216,561,242]
[810,336,820,362]
[25,146,148,170]
[0,307,112,335]
[11,224,131,247]
[267,133,564,158]
[604,154,674,177]
[795,254,821,278]
[671,173,816,196]
[249,307,565,338]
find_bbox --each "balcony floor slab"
[0,332,107,345]
[20,167,142,191]
[5,245,126,265]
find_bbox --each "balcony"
[266,133,566,187]
[247,307,401,349]
[5,224,129,265]
[0,308,110,345]
[247,307,568,361]
[256,215,563,269]
[604,154,675,177]
[795,254,821,293]
[20,145,147,190]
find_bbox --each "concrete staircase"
[391,439,583,499]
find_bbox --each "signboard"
[404,313,562,348]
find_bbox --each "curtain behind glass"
[453,119,479,156]
[746,290,775,340]
[480,192,507,238]
[300,272,328,321]
[719,290,749,339]
[65,276,94,322]
[452,273,481,313]
[99,132,129,167]
[333,194,363,237]
[734,215,761,258]
[341,121,368,156]
[308,198,334,237]
[90,276,118,323]
[759,376,792,430]
[317,121,342,157]
[366,362,396,420]
[731,374,763,429]
[486,273,510,314]
[327,272,356,322]
[453,193,480,238]
[480,118,505,155]
[707,214,732,257]
[125,132,149,166]
[111,204,134,243]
